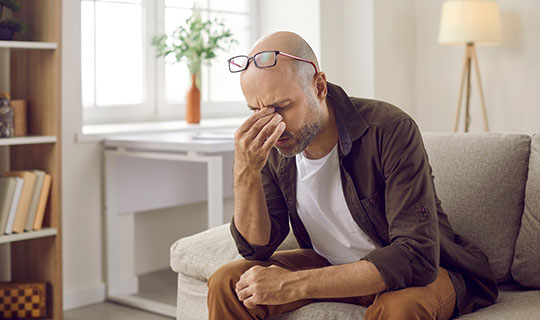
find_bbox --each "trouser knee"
[364,296,433,320]
[207,259,258,296]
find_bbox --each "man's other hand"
[235,265,299,309]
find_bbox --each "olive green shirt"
[230,82,498,316]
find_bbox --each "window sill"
[76,117,247,143]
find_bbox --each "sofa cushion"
[421,132,531,282]
[170,223,299,281]
[512,133,540,288]
[268,287,540,320]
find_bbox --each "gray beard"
[275,121,322,157]
[275,94,323,157]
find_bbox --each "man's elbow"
[412,255,439,286]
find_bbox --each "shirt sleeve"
[361,118,441,290]
[230,160,290,261]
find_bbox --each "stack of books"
[0,170,52,235]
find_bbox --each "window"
[81,0,254,124]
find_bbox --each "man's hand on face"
[234,107,286,175]
[235,265,298,309]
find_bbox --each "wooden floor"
[64,302,173,320]
[65,269,177,319]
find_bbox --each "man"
[207,31,497,320]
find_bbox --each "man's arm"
[230,106,290,260]
[361,118,440,290]
[236,259,386,308]
[294,260,387,298]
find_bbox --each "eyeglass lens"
[254,51,276,67]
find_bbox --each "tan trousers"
[207,249,456,320]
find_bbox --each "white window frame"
[82,0,257,125]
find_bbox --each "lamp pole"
[454,42,490,133]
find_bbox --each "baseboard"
[63,283,106,311]
[110,275,139,296]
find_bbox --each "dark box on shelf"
[0,282,46,319]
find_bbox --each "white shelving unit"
[0,228,57,244]
[0,41,57,50]
[0,135,57,146]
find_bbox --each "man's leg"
[207,249,360,320]
[364,267,456,320]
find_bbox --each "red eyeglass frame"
[228,50,319,74]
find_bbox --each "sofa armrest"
[170,223,299,281]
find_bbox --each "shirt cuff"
[361,244,412,291]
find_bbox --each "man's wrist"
[290,269,316,300]
[234,165,261,181]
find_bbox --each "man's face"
[240,63,323,157]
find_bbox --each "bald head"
[236,32,331,158]
[243,31,320,88]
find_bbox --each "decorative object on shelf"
[439,0,502,133]
[11,99,26,136]
[152,13,237,124]
[0,0,26,41]
[0,92,14,137]
[0,282,46,319]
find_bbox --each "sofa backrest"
[421,132,531,283]
[512,133,540,288]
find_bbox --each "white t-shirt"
[295,143,379,265]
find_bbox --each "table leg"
[206,155,224,229]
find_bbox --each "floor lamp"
[438,0,502,132]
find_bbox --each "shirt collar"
[326,82,370,157]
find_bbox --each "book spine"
[0,178,16,233]
[5,178,23,234]
[25,171,45,231]
[12,173,36,234]
[33,174,51,231]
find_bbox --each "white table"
[103,130,235,317]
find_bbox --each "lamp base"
[454,43,490,133]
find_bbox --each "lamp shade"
[438,0,502,45]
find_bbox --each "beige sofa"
[170,132,540,319]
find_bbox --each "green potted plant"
[152,13,236,124]
[0,0,25,40]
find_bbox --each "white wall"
[374,0,416,116]
[320,0,377,99]
[258,0,321,62]
[62,0,106,308]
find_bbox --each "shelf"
[0,41,57,50]
[0,135,57,146]
[0,228,57,244]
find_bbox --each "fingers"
[262,122,286,151]
[243,112,279,143]
[236,107,275,136]
[235,266,256,296]
[252,113,283,146]
[236,285,252,302]
[235,272,249,294]
[243,296,258,309]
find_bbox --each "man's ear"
[314,72,327,100]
